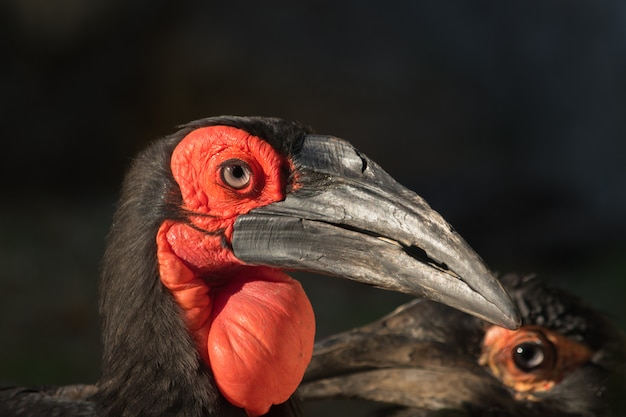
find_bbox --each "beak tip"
[462,301,521,330]
[458,279,521,330]
[500,309,522,330]
[489,292,522,330]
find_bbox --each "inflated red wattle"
[158,222,315,416]
[208,271,315,417]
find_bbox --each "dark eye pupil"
[513,342,545,371]
[230,165,245,179]
[220,159,252,190]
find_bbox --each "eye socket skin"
[220,159,253,190]
[480,325,593,400]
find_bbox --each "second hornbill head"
[96,116,519,417]
[301,273,626,417]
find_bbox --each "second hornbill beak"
[232,135,520,329]
[298,298,509,411]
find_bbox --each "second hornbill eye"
[221,159,252,189]
[512,341,548,371]
[480,324,593,400]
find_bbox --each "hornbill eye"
[480,324,592,399]
[220,159,252,189]
[512,340,551,372]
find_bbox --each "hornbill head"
[300,274,626,417]
[96,116,519,417]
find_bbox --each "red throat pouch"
[157,224,315,417]
[208,271,315,416]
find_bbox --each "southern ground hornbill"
[300,273,626,417]
[0,116,519,417]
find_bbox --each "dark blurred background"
[1,0,625,407]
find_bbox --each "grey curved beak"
[232,135,520,329]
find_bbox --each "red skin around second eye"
[480,325,593,400]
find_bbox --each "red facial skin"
[155,126,316,417]
[480,325,593,401]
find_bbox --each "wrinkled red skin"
[156,126,316,416]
